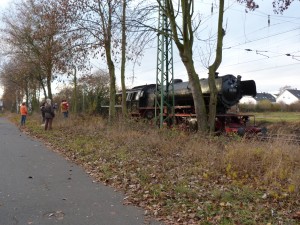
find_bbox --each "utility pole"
[155,0,175,128]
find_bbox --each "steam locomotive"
[116,74,265,135]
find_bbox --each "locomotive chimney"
[209,72,219,78]
[236,75,241,89]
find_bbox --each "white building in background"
[276,89,300,105]
[239,96,257,104]
[239,93,276,105]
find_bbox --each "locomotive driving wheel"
[144,110,154,120]
[142,110,156,126]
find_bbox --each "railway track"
[256,133,300,145]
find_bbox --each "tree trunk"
[163,0,209,133]
[46,76,52,100]
[107,56,116,123]
[38,73,47,99]
[25,80,29,108]
[100,0,116,124]
[41,83,47,99]
[188,67,208,133]
[121,0,127,117]
[208,67,218,133]
[46,64,53,100]
[72,66,78,113]
[208,0,225,134]
[180,52,208,132]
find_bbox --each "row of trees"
[0,0,295,133]
[0,0,150,117]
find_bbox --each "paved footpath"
[0,117,163,225]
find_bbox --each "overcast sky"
[1,0,300,94]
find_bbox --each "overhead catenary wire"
[224,27,300,49]
[195,0,300,57]
[240,62,300,74]
[131,0,300,88]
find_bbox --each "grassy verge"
[253,112,300,123]
[7,112,300,224]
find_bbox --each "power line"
[224,27,300,49]
[220,50,300,68]
[135,1,300,83]
[197,2,300,50]
[240,62,300,74]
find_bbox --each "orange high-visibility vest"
[20,105,28,115]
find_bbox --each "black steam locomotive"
[116,74,265,135]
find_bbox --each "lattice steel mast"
[155,0,175,128]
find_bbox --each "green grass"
[253,112,300,123]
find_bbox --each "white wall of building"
[239,96,257,105]
[276,90,299,105]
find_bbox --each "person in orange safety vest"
[20,102,28,127]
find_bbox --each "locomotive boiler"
[116,73,264,135]
[171,74,256,113]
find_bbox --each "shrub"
[256,100,272,112]
[288,101,300,112]
[238,103,255,112]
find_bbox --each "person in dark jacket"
[40,101,46,124]
[44,98,55,130]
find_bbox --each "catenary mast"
[155,0,175,128]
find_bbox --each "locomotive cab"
[126,90,143,116]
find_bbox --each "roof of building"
[286,89,300,99]
[254,93,276,102]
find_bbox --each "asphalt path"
[0,117,162,225]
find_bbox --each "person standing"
[40,101,46,124]
[20,102,28,127]
[44,99,55,130]
[60,99,69,118]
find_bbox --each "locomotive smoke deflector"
[240,80,257,97]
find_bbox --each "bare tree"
[62,0,124,122]
[156,0,208,132]
[0,55,40,111]
[78,70,110,114]
[1,1,49,98]
[156,0,259,133]
[120,0,127,117]
[278,85,292,95]
[207,0,225,133]
[119,1,155,117]
[1,0,86,100]
[58,0,153,122]
[272,0,299,13]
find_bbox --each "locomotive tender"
[117,74,264,135]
